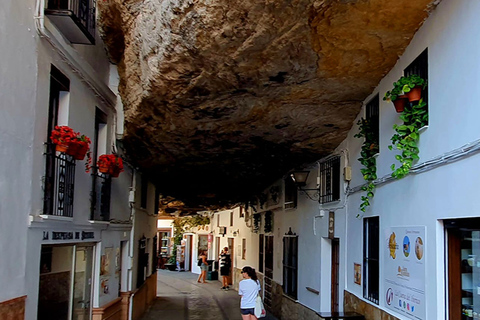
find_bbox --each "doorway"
[264,235,274,310]
[331,238,340,313]
[227,238,234,285]
[38,244,94,320]
[446,218,480,319]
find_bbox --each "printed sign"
[384,226,425,320]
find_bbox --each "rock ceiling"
[98,0,437,214]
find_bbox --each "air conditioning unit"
[218,227,227,235]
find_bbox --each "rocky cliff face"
[98,0,437,212]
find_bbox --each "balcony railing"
[45,0,96,45]
[90,172,111,221]
[44,148,76,217]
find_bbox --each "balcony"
[43,148,76,217]
[90,172,111,221]
[45,0,96,45]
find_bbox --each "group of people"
[196,247,262,319]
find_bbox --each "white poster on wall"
[384,226,425,320]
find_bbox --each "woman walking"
[197,251,208,283]
[238,266,261,320]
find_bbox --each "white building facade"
[0,1,158,319]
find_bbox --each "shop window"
[283,231,298,299]
[284,177,297,209]
[363,217,379,304]
[319,156,341,204]
[446,218,480,319]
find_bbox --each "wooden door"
[331,238,340,312]
[264,235,274,310]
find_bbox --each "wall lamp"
[290,170,320,201]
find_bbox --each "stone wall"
[344,291,399,320]
[0,296,26,320]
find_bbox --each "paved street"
[141,269,278,320]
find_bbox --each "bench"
[317,312,365,320]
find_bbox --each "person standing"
[220,247,231,289]
[238,266,261,320]
[197,251,208,283]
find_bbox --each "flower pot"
[392,95,408,113]
[406,86,422,102]
[98,164,110,173]
[109,167,121,178]
[73,142,89,160]
[66,141,81,157]
[55,143,69,153]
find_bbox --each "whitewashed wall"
[345,1,480,319]
[0,0,37,306]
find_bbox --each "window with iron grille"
[363,216,379,304]
[366,95,380,155]
[43,66,75,217]
[283,234,298,299]
[319,156,341,204]
[404,49,428,124]
[284,177,297,209]
[141,175,148,209]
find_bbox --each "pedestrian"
[197,251,208,283]
[220,247,231,289]
[238,266,261,320]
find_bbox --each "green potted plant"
[383,79,409,113]
[401,74,426,102]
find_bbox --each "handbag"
[254,294,266,318]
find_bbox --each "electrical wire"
[348,138,480,194]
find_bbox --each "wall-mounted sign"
[354,263,361,285]
[328,212,335,239]
[384,226,425,320]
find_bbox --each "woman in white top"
[238,266,261,319]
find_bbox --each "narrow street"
[141,270,278,320]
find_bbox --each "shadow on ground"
[140,269,278,320]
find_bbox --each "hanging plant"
[389,99,428,179]
[253,213,260,233]
[264,211,273,233]
[258,193,267,209]
[354,118,378,215]
[269,186,280,204]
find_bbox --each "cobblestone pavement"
[141,269,278,320]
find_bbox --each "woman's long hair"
[242,266,258,281]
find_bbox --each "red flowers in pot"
[97,154,124,177]
[50,126,76,152]
[67,134,91,160]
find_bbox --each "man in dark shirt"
[220,247,231,290]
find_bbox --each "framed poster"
[384,226,425,320]
[354,263,361,285]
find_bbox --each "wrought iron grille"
[366,95,380,154]
[363,217,379,304]
[43,149,76,217]
[46,0,96,43]
[319,156,341,204]
[90,172,111,221]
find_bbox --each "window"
[319,156,341,204]
[366,95,379,155]
[140,175,148,209]
[217,214,220,227]
[284,177,297,209]
[404,49,428,125]
[239,206,244,218]
[259,234,264,273]
[283,234,298,299]
[43,66,74,217]
[242,239,246,260]
[363,217,379,304]
[90,109,110,221]
[230,211,234,226]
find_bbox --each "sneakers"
[221,286,230,290]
